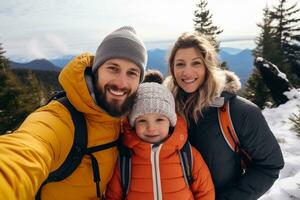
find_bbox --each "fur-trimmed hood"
[222,70,241,94]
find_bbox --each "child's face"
[135,113,170,144]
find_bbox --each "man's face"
[95,58,141,117]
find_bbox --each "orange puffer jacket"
[106,116,215,200]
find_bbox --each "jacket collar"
[211,70,241,107]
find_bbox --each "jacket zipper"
[151,144,162,200]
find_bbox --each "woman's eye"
[175,63,184,67]
[192,61,202,66]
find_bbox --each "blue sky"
[1,0,299,61]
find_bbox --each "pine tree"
[23,69,46,107]
[289,105,300,136]
[0,44,23,134]
[253,6,279,61]
[0,43,9,71]
[244,6,275,108]
[0,43,29,133]
[193,0,223,48]
[244,68,273,108]
[271,0,300,87]
[193,0,228,69]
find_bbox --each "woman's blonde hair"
[166,32,225,123]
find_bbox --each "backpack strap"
[85,140,120,198]
[118,144,132,200]
[218,101,239,152]
[45,90,67,105]
[217,101,252,173]
[49,97,88,180]
[36,96,87,200]
[36,94,120,199]
[179,140,193,187]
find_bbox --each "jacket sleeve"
[0,102,73,200]
[105,160,123,200]
[217,100,284,200]
[191,146,215,200]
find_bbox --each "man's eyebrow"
[105,62,119,67]
[129,67,141,73]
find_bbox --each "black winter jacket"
[188,92,284,200]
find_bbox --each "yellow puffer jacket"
[0,53,121,200]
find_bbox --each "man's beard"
[95,84,136,117]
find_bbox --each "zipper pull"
[152,144,159,152]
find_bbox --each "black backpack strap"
[118,144,132,200]
[37,92,120,199]
[46,91,67,104]
[86,140,120,153]
[85,139,120,199]
[49,97,88,180]
[179,140,193,187]
[36,96,87,200]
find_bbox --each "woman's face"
[173,47,206,93]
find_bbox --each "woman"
[165,32,284,200]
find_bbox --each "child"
[105,77,215,200]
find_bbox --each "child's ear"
[168,126,175,135]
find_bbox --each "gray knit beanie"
[129,82,177,127]
[92,26,147,81]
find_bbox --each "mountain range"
[10,59,61,72]
[9,47,254,84]
[219,49,254,84]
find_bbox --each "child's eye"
[156,118,165,122]
[136,119,146,123]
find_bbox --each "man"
[0,26,147,200]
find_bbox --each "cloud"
[28,37,47,59]
[45,34,70,55]
[26,34,73,59]
[4,35,70,61]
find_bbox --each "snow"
[277,72,288,82]
[259,89,300,200]
[259,59,290,83]
[256,57,264,62]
